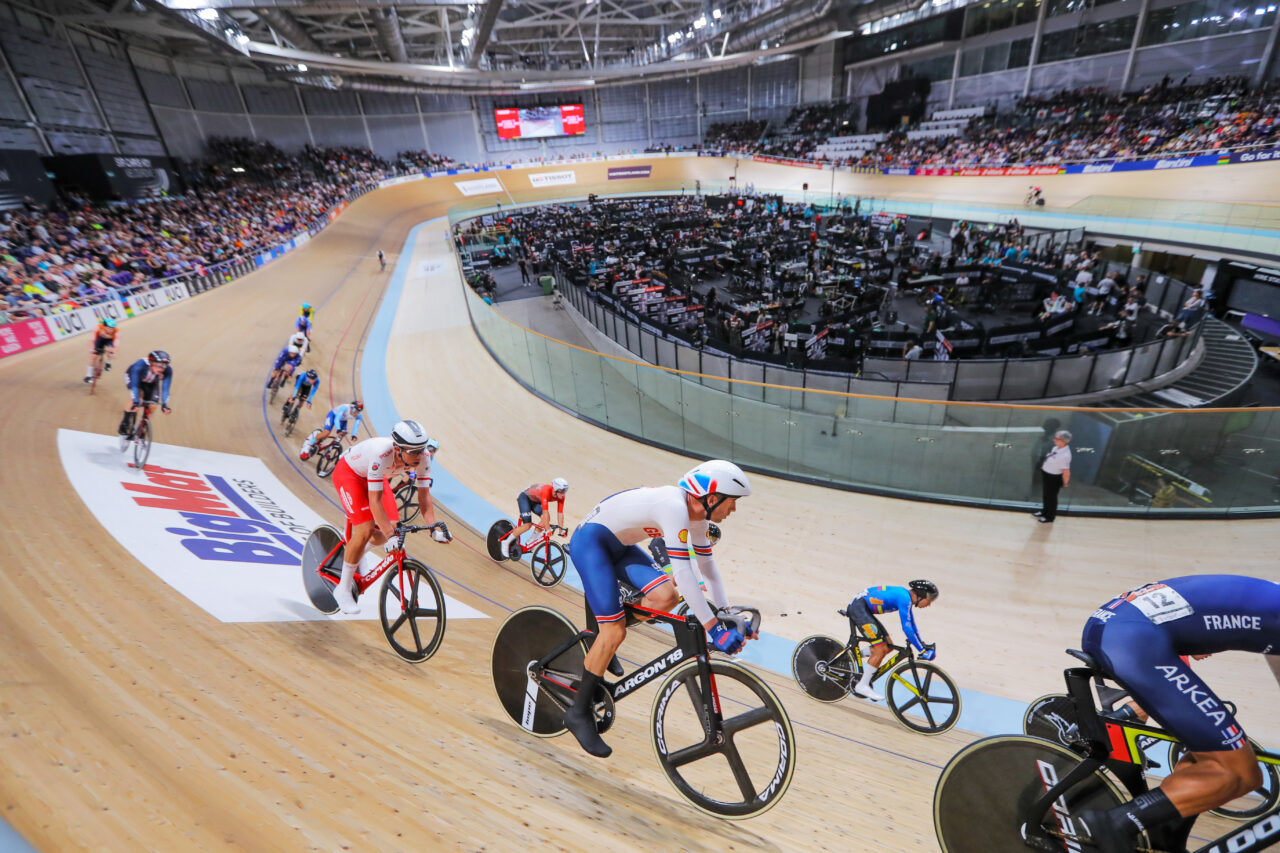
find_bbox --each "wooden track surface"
[2,160,1277,851]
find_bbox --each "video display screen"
[495,104,586,140]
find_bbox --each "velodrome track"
[2,159,1277,850]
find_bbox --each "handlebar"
[393,521,452,544]
[715,606,762,639]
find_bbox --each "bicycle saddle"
[1067,649,1132,711]
[837,608,848,618]
[1066,648,1100,670]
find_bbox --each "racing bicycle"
[280,398,303,436]
[301,521,450,663]
[313,432,350,478]
[491,593,796,819]
[1023,652,1278,821]
[88,350,112,395]
[486,519,569,587]
[120,400,163,471]
[934,649,1280,853]
[791,609,961,735]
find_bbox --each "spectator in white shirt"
[1035,430,1072,523]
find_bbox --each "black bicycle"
[120,400,161,471]
[791,609,961,735]
[934,649,1280,852]
[280,399,302,436]
[1023,660,1277,821]
[491,595,796,819]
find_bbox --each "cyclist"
[1079,575,1280,853]
[299,400,365,461]
[286,368,321,415]
[297,303,313,350]
[83,316,119,383]
[846,580,938,702]
[562,459,755,758]
[377,249,386,271]
[286,329,308,355]
[267,344,302,390]
[328,420,443,614]
[499,478,570,559]
[118,350,172,436]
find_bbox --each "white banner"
[528,170,576,187]
[57,429,487,624]
[455,177,505,196]
[378,173,426,188]
[44,299,127,341]
[123,283,189,316]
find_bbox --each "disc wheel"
[315,441,341,478]
[491,607,597,737]
[530,540,568,587]
[132,419,152,470]
[883,659,961,735]
[301,525,344,614]
[1168,738,1279,820]
[1023,693,1081,747]
[651,658,796,819]
[379,557,447,663]
[934,735,1138,853]
[791,635,855,702]
[486,519,513,562]
[395,480,419,523]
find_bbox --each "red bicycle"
[486,519,569,587]
[301,521,451,663]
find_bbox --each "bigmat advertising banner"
[58,429,487,623]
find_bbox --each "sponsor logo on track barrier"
[57,429,486,623]
[607,165,652,180]
[455,177,505,196]
[528,170,576,187]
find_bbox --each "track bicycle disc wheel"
[651,658,796,819]
[791,635,854,702]
[379,558,446,663]
[934,735,1137,853]
[133,419,152,470]
[884,659,961,735]
[485,519,513,562]
[491,606,588,737]
[530,541,568,587]
[300,525,343,614]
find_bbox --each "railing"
[452,198,1280,516]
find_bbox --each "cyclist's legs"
[302,412,340,454]
[848,599,890,667]
[508,493,541,542]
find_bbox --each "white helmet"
[391,419,429,450]
[287,345,301,356]
[425,437,439,452]
[679,460,752,498]
[552,477,569,491]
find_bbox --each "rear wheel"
[379,557,446,663]
[884,659,961,735]
[651,658,796,819]
[132,419,152,470]
[530,540,568,587]
[491,607,599,737]
[934,735,1138,853]
[1023,693,1081,747]
[791,635,855,702]
[301,525,344,614]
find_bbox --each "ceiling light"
[197,8,219,21]
[235,33,249,44]
[712,8,722,17]
[297,63,308,71]
[693,16,707,28]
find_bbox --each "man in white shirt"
[1034,430,1072,523]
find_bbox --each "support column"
[948,46,963,108]
[1255,11,1280,85]
[61,24,118,153]
[1023,0,1051,97]
[1120,0,1154,91]
[0,33,50,154]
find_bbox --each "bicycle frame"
[315,535,412,612]
[1023,667,1280,853]
[843,634,924,694]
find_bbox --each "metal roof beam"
[465,0,504,68]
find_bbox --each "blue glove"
[921,645,937,662]
[709,623,745,655]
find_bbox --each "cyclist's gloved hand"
[921,644,937,662]
[162,405,172,415]
[708,623,745,655]
[431,523,452,543]
[385,533,404,552]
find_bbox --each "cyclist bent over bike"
[84,316,119,383]
[563,459,755,758]
[300,400,363,461]
[1079,575,1280,853]
[328,420,442,614]
[499,477,570,558]
[118,350,172,436]
[287,368,320,414]
[846,581,938,702]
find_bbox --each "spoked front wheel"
[132,419,152,470]
[791,635,855,702]
[884,659,961,735]
[651,658,796,819]
[379,557,446,663]
[934,735,1138,853]
[491,606,597,737]
[529,540,568,587]
[394,480,419,523]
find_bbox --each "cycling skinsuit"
[1082,575,1280,752]
[518,483,563,522]
[323,403,364,436]
[331,436,430,530]
[297,314,312,335]
[850,585,927,651]
[125,359,172,406]
[292,374,319,404]
[92,322,118,355]
[273,347,301,372]
[568,485,721,625]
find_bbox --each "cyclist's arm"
[350,412,363,437]
[555,495,565,529]
[160,369,173,406]
[304,381,319,404]
[891,587,926,650]
[292,373,306,396]
[690,532,729,620]
[125,362,142,404]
